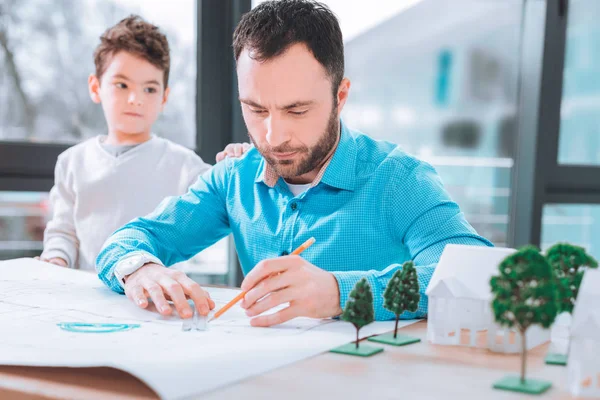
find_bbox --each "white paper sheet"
[0,259,417,399]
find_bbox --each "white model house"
[549,311,572,355]
[568,268,600,398]
[426,244,550,353]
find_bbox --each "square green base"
[545,353,568,366]
[330,342,383,357]
[367,333,421,346]
[493,376,552,394]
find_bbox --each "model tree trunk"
[520,327,527,384]
[355,326,360,349]
[394,315,399,339]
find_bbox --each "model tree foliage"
[546,243,598,314]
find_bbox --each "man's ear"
[88,74,102,104]
[336,78,351,115]
[161,86,170,111]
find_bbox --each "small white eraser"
[181,318,193,331]
[194,314,208,331]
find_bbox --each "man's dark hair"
[233,0,344,96]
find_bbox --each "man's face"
[89,51,169,136]
[237,43,347,180]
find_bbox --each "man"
[96,0,492,327]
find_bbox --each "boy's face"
[237,43,350,182]
[88,51,169,137]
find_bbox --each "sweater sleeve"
[184,152,211,191]
[41,155,79,267]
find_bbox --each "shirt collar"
[254,120,357,191]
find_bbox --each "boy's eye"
[115,82,127,89]
[250,108,266,115]
[144,87,158,94]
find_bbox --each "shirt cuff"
[331,270,374,313]
[42,236,78,268]
[40,248,74,268]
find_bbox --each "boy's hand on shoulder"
[34,256,68,267]
[216,142,252,162]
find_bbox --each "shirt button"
[290,202,298,211]
[280,251,289,256]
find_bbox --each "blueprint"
[0,258,417,399]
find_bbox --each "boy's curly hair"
[93,15,170,87]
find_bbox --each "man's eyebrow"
[239,98,263,108]
[239,98,315,110]
[280,101,314,110]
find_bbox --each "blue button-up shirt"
[96,122,492,320]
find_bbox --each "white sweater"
[41,135,210,272]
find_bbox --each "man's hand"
[216,142,252,162]
[123,263,215,319]
[35,256,68,267]
[240,255,342,327]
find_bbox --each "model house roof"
[426,244,516,300]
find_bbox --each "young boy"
[38,15,248,271]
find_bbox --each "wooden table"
[0,321,579,399]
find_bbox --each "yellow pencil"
[207,237,316,323]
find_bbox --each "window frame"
[508,0,600,248]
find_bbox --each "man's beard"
[250,106,339,180]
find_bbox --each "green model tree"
[341,277,374,349]
[546,243,598,314]
[490,246,558,393]
[383,261,420,338]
